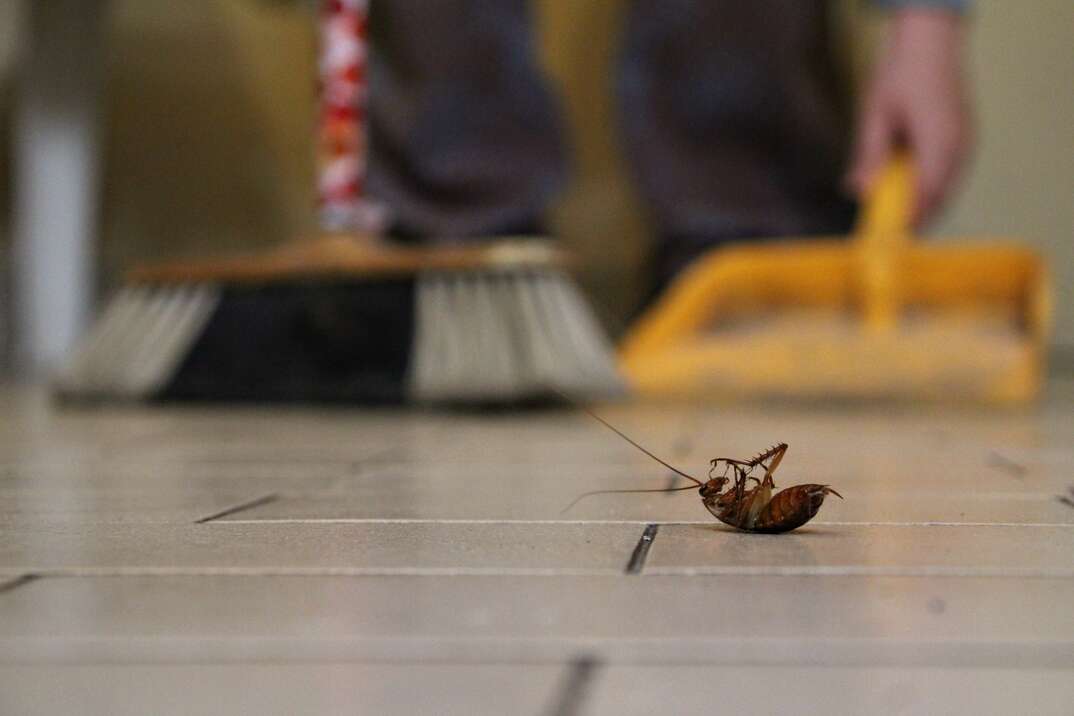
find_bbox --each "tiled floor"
[1,383,1073,714]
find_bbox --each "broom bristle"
[55,286,219,401]
[408,266,624,403]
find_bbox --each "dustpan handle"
[855,153,915,331]
[854,153,915,239]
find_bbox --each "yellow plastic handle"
[854,152,915,241]
[855,154,916,331]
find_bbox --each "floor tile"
[0,663,566,716]
[221,487,1074,525]
[646,524,1074,576]
[0,522,641,574]
[0,461,351,494]
[813,491,1074,525]
[586,666,1074,716]
[0,487,268,525]
[1,380,1073,713]
[2,575,1071,666]
[3,663,1072,716]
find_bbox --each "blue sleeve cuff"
[872,0,969,12]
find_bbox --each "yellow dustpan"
[618,156,1051,403]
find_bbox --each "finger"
[846,96,897,197]
[908,115,963,227]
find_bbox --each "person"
[364,0,971,294]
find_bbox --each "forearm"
[848,0,972,226]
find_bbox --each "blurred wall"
[97,0,318,280]
[932,0,1074,352]
[1,0,1072,368]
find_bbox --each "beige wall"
[97,0,318,279]
[933,0,1074,347]
[1,0,1071,352]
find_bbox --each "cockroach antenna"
[553,390,705,514]
[559,482,699,515]
[552,389,702,487]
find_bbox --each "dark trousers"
[366,0,856,283]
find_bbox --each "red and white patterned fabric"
[317,0,387,231]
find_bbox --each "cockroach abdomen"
[751,484,838,533]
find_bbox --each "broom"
[54,0,623,405]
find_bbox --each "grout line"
[745,521,1074,528]
[1,567,625,578]
[3,566,1072,579]
[643,566,1074,578]
[195,493,279,524]
[216,518,1074,528]
[6,635,1073,669]
[187,457,385,467]
[544,654,602,716]
[625,524,659,575]
[218,518,684,525]
[0,574,40,595]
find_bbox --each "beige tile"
[0,426,397,479]
[9,394,1069,483]
[815,491,1074,525]
[5,445,1066,525]
[192,413,1071,525]
[647,524,1074,576]
[1,461,350,494]
[586,666,1074,716]
[2,663,1072,716]
[2,575,1071,665]
[0,522,641,573]
[2,379,1073,711]
[222,487,1074,525]
[394,417,1072,493]
[0,663,566,716]
[217,469,705,522]
[0,404,423,472]
[0,486,269,525]
[3,388,1071,499]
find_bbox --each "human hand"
[846,8,973,228]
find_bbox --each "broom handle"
[316,0,388,233]
[854,153,915,332]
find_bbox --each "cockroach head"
[699,475,729,497]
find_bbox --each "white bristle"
[408,267,624,403]
[55,287,140,391]
[109,289,181,395]
[408,274,442,396]
[124,286,219,396]
[542,272,623,392]
[512,271,564,385]
[55,285,220,400]
[469,274,523,397]
[66,287,151,394]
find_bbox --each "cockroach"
[562,402,842,533]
